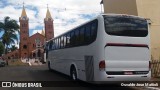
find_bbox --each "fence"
[151,60,160,78]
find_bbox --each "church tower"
[44,7,54,41]
[19,4,29,59]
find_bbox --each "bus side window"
[49,41,53,50]
[80,27,85,45]
[85,23,91,44]
[66,33,70,48]
[91,20,98,41]
[61,36,64,49]
[55,39,58,50]
[70,31,75,47]
[58,38,60,49]
[46,43,48,59]
[52,40,55,50]
[64,34,67,48]
[75,29,80,46]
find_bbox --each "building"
[102,0,160,60]
[3,5,54,60]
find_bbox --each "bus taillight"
[99,60,105,70]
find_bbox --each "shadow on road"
[28,66,136,90]
[0,65,136,90]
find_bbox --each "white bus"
[46,14,151,82]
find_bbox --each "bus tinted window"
[103,15,148,37]
[60,36,64,49]
[91,21,98,40]
[64,35,67,48]
[70,31,75,47]
[79,27,85,45]
[49,41,53,50]
[49,19,98,50]
[66,33,70,47]
[52,40,56,50]
[85,23,91,44]
[75,29,80,46]
[58,38,60,49]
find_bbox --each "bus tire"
[70,66,77,81]
[48,61,52,71]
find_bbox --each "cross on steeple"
[20,1,27,18]
[47,4,48,9]
[23,2,25,8]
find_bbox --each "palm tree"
[0,42,4,56]
[9,45,18,52]
[0,16,19,54]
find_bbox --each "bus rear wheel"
[70,67,77,81]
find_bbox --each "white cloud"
[0,0,102,39]
[0,5,21,21]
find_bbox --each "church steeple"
[46,8,52,19]
[44,4,54,40]
[19,2,29,59]
[44,5,53,21]
[41,29,45,36]
[20,2,28,20]
[21,5,27,17]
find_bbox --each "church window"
[23,45,27,49]
[22,16,27,20]
[22,23,27,28]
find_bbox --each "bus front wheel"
[70,66,77,81]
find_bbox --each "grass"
[8,59,29,66]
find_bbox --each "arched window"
[23,45,27,49]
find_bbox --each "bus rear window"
[103,15,148,37]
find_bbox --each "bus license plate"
[124,72,133,75]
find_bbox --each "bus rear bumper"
[97,71,151,82]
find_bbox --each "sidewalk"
[21,59,43,66]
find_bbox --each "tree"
[9,45,18,52]
[0,16,19,54]
[0,42,5,56]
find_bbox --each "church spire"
[45,4,52,21]
[46,8,52,19]
[21,2,27,18]
[41,29,45,36]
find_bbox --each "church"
[3,5,54,60]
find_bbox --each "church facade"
[3,5,54,60]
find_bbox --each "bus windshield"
[103,15,148,37]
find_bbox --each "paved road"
[0,65,140,90]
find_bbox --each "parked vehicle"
[0,59,6,67]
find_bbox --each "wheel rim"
[72,72,76,80]
[72,70,76,80]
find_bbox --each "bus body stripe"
[105,43,149,49]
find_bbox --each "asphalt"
[0,65,148,90]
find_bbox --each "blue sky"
[0,0,102,47]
